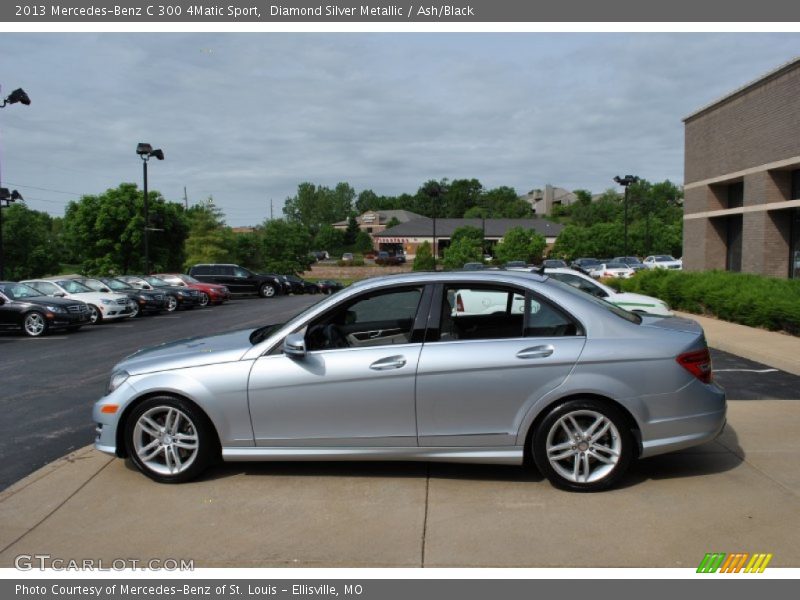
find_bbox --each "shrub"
[413,241,435,271]
[619,270,800,335]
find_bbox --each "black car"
[117,275,203,311]
[188,264,284,298]
[571,257,602,275]
[0,281,91,337]
[92,277,168,316]
[281,275,320,294]
[542,259,568,269]
[316,279,344,295]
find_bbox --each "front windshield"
[545,277,642,324]
[104,278,129,291]
[145,276,169,286]
[655,255,675,262]
[605,262,628,269]
[81,279,108,291]
[0,283,44,299]
[180,275,199,284]
[57,280,92,293]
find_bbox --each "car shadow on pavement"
[620,423,745,488]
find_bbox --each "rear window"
[545,277,642,324]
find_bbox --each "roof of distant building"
[373,218,563,238]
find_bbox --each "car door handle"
[369,355,407,370]
[516,345,554,359]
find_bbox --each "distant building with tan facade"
[333,209,425,234]
[683,58,800,279]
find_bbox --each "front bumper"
[48,311,91,328]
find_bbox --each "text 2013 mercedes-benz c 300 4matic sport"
[93,271,726,492]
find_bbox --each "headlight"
[221,287,229,293]
[107,371,129,395]
[45,305,66,313]
[100,298,114,305]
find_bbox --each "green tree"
[230,229,265,271]
[344,214,360,245]
[260,219,312,274]
[443,226,484,270]
[0,203,61,279]
[385,216,401,229]
[283,182,354,236]
[62,183,187,275]
[313,225,346,255]
[444,179,483,218]
[413,241,434,271]
[183,198,234,269]
[353,231,375,254]
[495,227,546,264]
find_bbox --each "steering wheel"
[323,324,348,349]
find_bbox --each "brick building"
[683,57,800,279]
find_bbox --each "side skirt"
[222,446,524,465]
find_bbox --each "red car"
[152,273,231,306]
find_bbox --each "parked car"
[312,251,330,261]
[543,267,671,316]
[542,259,568,269]
[316,279,344,295]
[503,260,528,270]
[613,256,646,272]
[280,275,320,294]
[461,262,486,271]
[570,258,602,275]
[587,261,636,279]
[151,273,230,306]
[341,253,354,264]
[22,278,134,324]
[188,264,284,298]
[0,281,91,336]
[75,277,167,318]
[94,270,724,491]
[643,255,683,270]
[117,276,203,312]
[376,251,403,266]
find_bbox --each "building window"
[726,215,743,272]
[727,182,744,208]
[791,170,800,200]
[791,209,800,279]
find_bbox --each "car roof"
[346,270,548,291]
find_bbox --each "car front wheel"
[165,296,178,312]
[125,397,216,483]
[199,293,209,307]
[23,312,48,337]
[532,399,633,492]
[88,305,102,324]
[259,283,276,298]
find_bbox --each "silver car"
[93,271,726,492]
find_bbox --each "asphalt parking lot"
[2,299,799,567]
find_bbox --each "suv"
[188,264,284,298]
[375,251,403,266]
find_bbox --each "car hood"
[117,328,254,375]
[21,296,82,308]
[72,291,130,304]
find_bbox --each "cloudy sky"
[0,33,798,226]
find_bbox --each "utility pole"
[183,186,188,210]
[270,198,274,220]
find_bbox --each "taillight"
[677,348,713,384]
[456,293,464,313]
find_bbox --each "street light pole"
[0,85,31,280]
[614,175,639,259]
[136,143,164,274]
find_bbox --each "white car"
[643,255,683,270]
[587,261,636,279]
[543,268,672,317]
[22,278,135,324]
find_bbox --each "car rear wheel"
[199,292,209,307]
[23,312,48,337]
[165,296,178,312]
[88,305,102,324]
[259,283,276,298]
[532,399,633,492]
[125,396,216,483]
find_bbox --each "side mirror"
[284,333,307,359]
[102,288,112,293]
[54,292,66,297]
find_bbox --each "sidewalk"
[675,311,800,376]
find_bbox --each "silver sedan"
[93,271,726,492]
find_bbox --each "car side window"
[550,273,606,297]
[233,267,249,277]
[193,266,210,275]
[29,282,58,295]
[304,286,423,351]
[526,295,579,337]
[437,285,526,341]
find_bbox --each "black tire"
[88,304,102,324]
[124,396,217,484]
[532,398,633,492]
[165,296,178,312]
[199,292,209,307]
[259,283,276,298]
[128,303,140,318]
[22,311,49,337]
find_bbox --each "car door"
[415,282,586,447]
[247,285,431,447]
[0,291,20,330]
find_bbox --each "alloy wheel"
[545,409,622,484]
[199,293,209,307]
[23,312,46,337]
[132,406,200,476]
[165,296,178,312]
